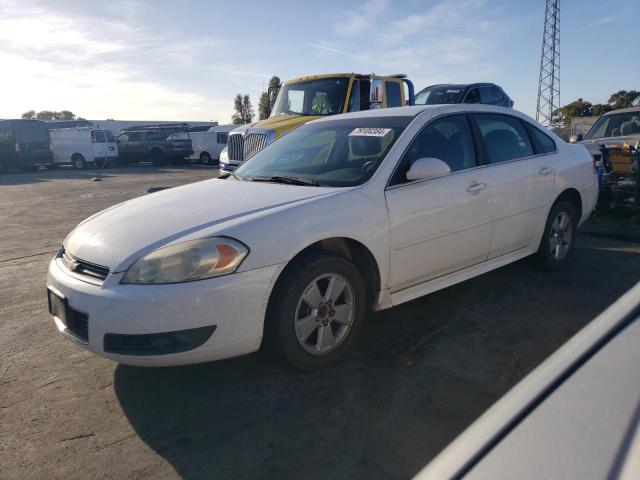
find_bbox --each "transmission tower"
[536,0,560,127]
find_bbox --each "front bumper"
[46,256,282,366]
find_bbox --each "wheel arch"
[269,237,382,312]
[553,187,582,222]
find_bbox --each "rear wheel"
[71,154,86,170]
[267,253,366,370]
[150,150,166,166]
[536,201,578,270]
[200,152,213,165]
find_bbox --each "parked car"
[116,127,193,166]
[571,106,640,157]
[221,72,416,171]
[47,105,597,370]
[170,125,235,165]
[49,127,118,169]
[0,119,50,172]
[416,280,640,480]
[415,83,514,108]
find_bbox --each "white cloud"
[334,0,387,37]
[0,0,238,121]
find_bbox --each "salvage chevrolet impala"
[47,105,598,370]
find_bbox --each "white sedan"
[47,105,598,370]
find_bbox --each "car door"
[91,130,107,160]
[116,133,130,159]
[470,113,551,259]
[385,114,493,292]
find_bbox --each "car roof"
[419,83,499,91]
[601,106,640,116]
[313,104,541,126]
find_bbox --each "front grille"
[60,248,110,281]
[243,133,268,160]
[103,325,216,356]
[228,133,244,161]
[67,307,89,342]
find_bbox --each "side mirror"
[406,157,451,181]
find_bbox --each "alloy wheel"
[294,273,355,355]
[549,211,573,261]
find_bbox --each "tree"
[21,110,82,121]
[258,76,282,120]
[552,98,592,126]
[608,90,640,110]
[232,94,255,124]
[591,103,612,117]
[36,110,61,120]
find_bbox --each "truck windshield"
[415,86,464,105]
[235,117,410,187]
[584,111,640,140]
[271,78,350,117]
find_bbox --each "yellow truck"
[220,73,415,170]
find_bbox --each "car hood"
[64,178,341,272]
[579,135,640,156]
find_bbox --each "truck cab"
[221,73,415,170]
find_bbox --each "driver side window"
[391,115,477,185]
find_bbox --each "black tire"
[71,154,86,170]
[150,150,166,166]
[200,152,213,165]
[536,201,578,271]
[267,253,366,371]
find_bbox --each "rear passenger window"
[385,82,402,107]
[526,124,556,154]
[464,88,480,104]
[474,114,534,163]
[479,87,495,104]
[146,131,164,141]
[93,131,106,143]
[393,114,476,184]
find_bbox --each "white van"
[49,128,119,169]
[171,125,235,165]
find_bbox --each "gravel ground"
[1,165,639,480]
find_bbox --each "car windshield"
[415,86,465,105]
[584,111,640,140]
[271,78,350,117]
[235,117,410,187]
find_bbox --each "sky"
[0,0,638,123]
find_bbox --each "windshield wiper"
[219,171,243,181]
[249,175,320,186]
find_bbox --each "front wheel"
[150,150,166,166]
[536,201,578,271]
[267,253,366,371]
[71,154,86,170]
[200,152,213,165]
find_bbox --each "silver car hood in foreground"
[416,281,640,480]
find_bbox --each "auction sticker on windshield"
[349,128,392,137]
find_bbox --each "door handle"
[466,182,487,194]
[538,166,553,176]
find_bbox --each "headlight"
[219,147,228,164]
[121,237,248,284]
